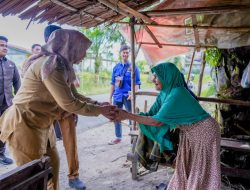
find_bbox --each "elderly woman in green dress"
[117,63,221,190]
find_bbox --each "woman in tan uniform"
[0,29,115,190]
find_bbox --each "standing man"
[0,36,21,165]
[109,44,141,145]
[21,44,41,78]
[31,44,42,55]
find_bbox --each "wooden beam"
[187,49,196,83]
[197,52,206,96]
[135,42,142,59]
[98,0,155,23]
[111,0,160,22]
[221,167,250,179]
[98,0,131,18]
[135,91,250,107]
[38,0,50,7]
[130,17,136,130]
[144,24,162,48]
[50,0,77,12]
[140,42,215,48]
[116,21,250,31]
[198,97,250,107]
[143,5,250,16]
[192,15,200,51]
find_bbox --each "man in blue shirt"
[109,44,141,145]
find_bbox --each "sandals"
[108,139,121,145]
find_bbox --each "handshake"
[98,103,129,122]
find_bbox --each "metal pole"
[130,17,136,128]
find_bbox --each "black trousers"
[54,120,62,139]
[0,100,9,156]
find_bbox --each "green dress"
[139,63,210,152]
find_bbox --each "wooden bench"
[221,137,250,179]
[0,156,52,190]
[221,137,250,152]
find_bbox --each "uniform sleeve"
[43,67,101,116]
[135,66,141,85]
[13,64,21,94]
[71,84,98,105]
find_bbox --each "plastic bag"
[214,58,230,92]
[241,61,250,88]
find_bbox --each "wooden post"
[197,52,206,96]
[187,49,196,83]
[130,17,136,129]
[144,100,148,112]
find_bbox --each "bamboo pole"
[143,6,250,16]
[187,49,196,83]
[111,0,159,22]
[98,0,131,18]
[130,17,136,129]
[135,91,250,107]
[139,42,215,48]
[198,97,250,107]
[144,25,162,48]
[197,52,206,96]
[192,15,200,51]
[98,0,155,24]
[115,21,250,31]
[43,0,104,22]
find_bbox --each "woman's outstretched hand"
[99,105,117,121]
[99,106,130,122]
[98,101,110,106]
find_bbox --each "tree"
[136,60,147,73]
[81,24,125,74]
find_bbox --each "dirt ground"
[1,122,233,190]
[58,123,173,190]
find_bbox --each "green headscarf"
[139,63,210,152]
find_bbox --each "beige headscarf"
[23,29,92,82]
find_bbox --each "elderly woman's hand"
[114,108,129,122]
[99,105,117,121]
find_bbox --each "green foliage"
[166,56,184,72]
[205,48,222,67]
[81,24,125,74]
[201,85,216,97]
[136,60,147,73]
[77,72,153,95]
[193,74,213,84]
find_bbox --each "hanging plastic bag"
[241,61,250,88]
[214,58,230,92]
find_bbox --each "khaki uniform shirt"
[0,56,101,157]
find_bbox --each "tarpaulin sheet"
[120,0,250,65]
